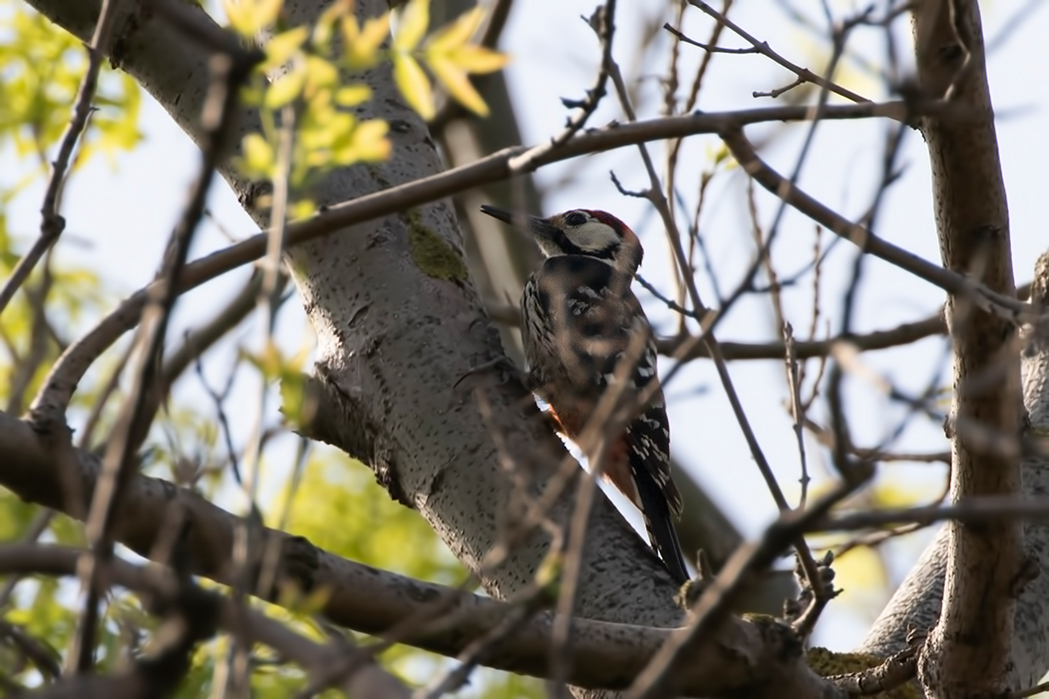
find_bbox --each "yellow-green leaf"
[342,12,391,68]
[312,0,351,47]
[360,13,391,54]
[241,341,282,378]
[224,0,283,36]
[290,199,317,220]
[265,62,307,108]
[301,111,355,151]
[392,0,428,51]
[446,45,509,74]
[240,133,274,174]
[425,5,483,53]
[240,80,266,107]
[393,54,434,119]
[304,55,339,96]
[334,84,372,107]
[262,26,308,71]
[426,55,486,116]
[345,119,390,163]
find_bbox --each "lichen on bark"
[404,208,468,282]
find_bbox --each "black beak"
[479,205,560,243]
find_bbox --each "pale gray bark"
[0,410,830,695]
[881,0,1025,692]
[433,0,795,615]
[9,1,837,695]
[25,0,682,624]
[17,0,1049,695]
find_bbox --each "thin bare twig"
[802,416,951,465]
[0,545,410,699]
[826,643,918,695]
[66,49,258,676]
[783,324,810,505]
[662,24,757,54]
[720,127,1038,324]
[664,0,732,328]
[688,2,862,366]
[506,0,618,173]
[30,99,970,425]
[225,99,297,699]
[415,590,548,699]
[0,0,123,316]
[7,257,57,413]
[814,496,1049,532]
[680,0,871,103]
[627,482,859,698]
[549,324,652,696]
[606,53,826,625]
[488,300,948,360]
[0,409,828,694]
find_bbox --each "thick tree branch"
[24,0,693,640]
[0,411,836,696]
[0,544,411,699]
[21,0,1048,695]
[8,6,821,696]
[910,0,1022,694]
[861,250,1049,689]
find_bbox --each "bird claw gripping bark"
[784,550,839,632]
[675,550,716,616]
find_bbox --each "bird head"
[480,205,643,273]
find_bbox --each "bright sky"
[5,0,1049,652]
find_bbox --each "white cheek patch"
[572,221,619,252]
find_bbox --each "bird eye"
[565,211,588,226]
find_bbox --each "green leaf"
[425,54,486,116]
[393,54,433,120]
[301,110,355,151]
[265,62,307,109]
[424,5,483,53]
[223,0,284,36]
[334,84,372,107]
[262,26,308,71]
[341,12,390,69]
[240,133,275,176]
[392,0,428,51]
[446,44,509,74]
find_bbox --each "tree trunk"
[864,1,1028,694]
[25,0,684,628]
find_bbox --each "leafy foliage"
[392,0,509,119]
[0,8,141,186]
[0,5,528,695]
[230,0,508,212]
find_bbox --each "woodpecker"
[480,204,689,583]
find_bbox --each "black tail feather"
[633,464,689,583]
